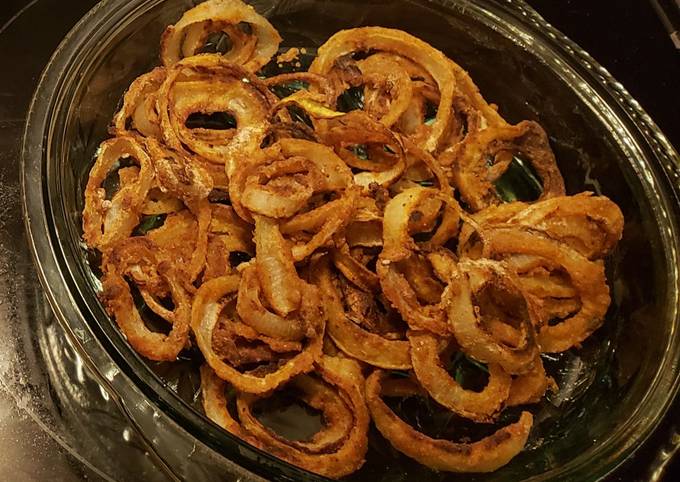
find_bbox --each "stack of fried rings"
[82,0,624,478]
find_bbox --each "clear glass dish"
[21,0,680,480]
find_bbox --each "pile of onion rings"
[82,0,624,477]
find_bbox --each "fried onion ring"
[445,259,540,374]
[446,121,566,211]
[83,136,154,250]
[201,355,369,478]
[311,27,455,152]
[161,0,281,71]
[480,227,611,352]
[366,370,533,472]
[408,331,511,422]
[100,238,191,361]
[157,54,275,175]
[191,275,323,394]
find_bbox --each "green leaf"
[337,86,364,112]
[390,370,412,379]
[350,144,369,160]
[133,214,166,236]
[424,101,438,126]
[494,155,544,203]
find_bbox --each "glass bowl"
[21,0,680,480]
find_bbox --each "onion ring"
[366,370,533,472]
[191,275,323,394]
[310,27,456,152]
[445,259,540,374]
[83,136,154,250]
[446,121,566,211]
[161,0,281,71]
[201,355,369,478]
[100,238,191,361]
[480,227,611,352]
[408,331,511,422]
[459,193,624,260]
[157,54,275,176]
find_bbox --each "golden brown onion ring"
[310,27,455,152]
[237,374,354,453]
[480,227,610,352]
[83,136,154,250]
[378,187,461,335]
[445,259,540,374]
[160,0,281,71]
[316,112,407,188]
[157,55,275,175]
[408,331,511,422]
[111,67,166,139]
[366,370,533,472]
[505,193,624,260]
[230,138,353,222]
[458,193,624,260]
[192,275,323,394]
[100,238,191,361]
[201,356,369,478]
[447,121,565,212]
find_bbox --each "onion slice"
[408,331,511,422]
[161,0,281,71]
[445,259,540,374]
[100,238,191,361]
[191,275,323,394]
[201,356,369,478]
[480,227,611,352]
[366,370,533,472]
[83,136,154,250]
[311,27,456,152]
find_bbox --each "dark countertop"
[528,0,679,149]
[0,0,678,481]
